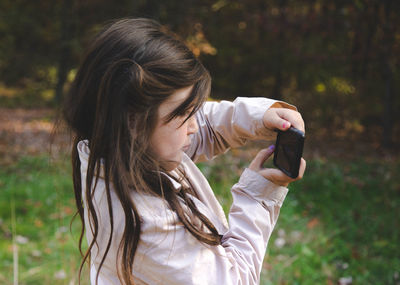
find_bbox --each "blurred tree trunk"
[272,0,287,101]
[350,2,379,80]
[55,0,74,104]
[383,62,394,148]
[360,3,379,79]
[381,0,395,148]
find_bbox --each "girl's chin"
[161,156,182,171]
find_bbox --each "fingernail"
[282,122,287,129]
[268,145,275,151]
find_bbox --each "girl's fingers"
[257,157,307,187]
[248,145,307,187]
[297,158,307,179]
[275,108,305,132]
[258,168,290,181]
[276,117,291,131]
[264,109,291,131]
[248,146,275,171]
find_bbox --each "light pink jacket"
[77,97,296,285]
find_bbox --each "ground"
[0,108,70,166]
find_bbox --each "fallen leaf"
[307,217,320,229]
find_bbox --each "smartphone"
[273,127,305,179]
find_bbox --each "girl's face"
[150,86,198,171]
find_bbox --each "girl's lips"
[182,144,191,151]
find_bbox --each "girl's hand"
[248,145,306,187]
[263,107,305,133]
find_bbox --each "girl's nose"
[187,115,198,134]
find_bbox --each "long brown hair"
[63,18,221,285]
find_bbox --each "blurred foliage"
[0,0,399,146]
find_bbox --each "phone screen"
[273,127,305,178]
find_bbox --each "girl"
[63,18,306,285]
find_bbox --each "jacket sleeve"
[186,97,297,162]
[129,168,288,285]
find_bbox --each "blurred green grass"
[0,155,89,285]
[0,152,399,284]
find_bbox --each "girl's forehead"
[167,86,193,104]
[159,86,194,116]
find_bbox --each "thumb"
[273,115,291,131]
[249,145,275,171]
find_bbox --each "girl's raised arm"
[186,97,296,162]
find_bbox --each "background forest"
[1,0,399,146]
[0,0,399,284]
